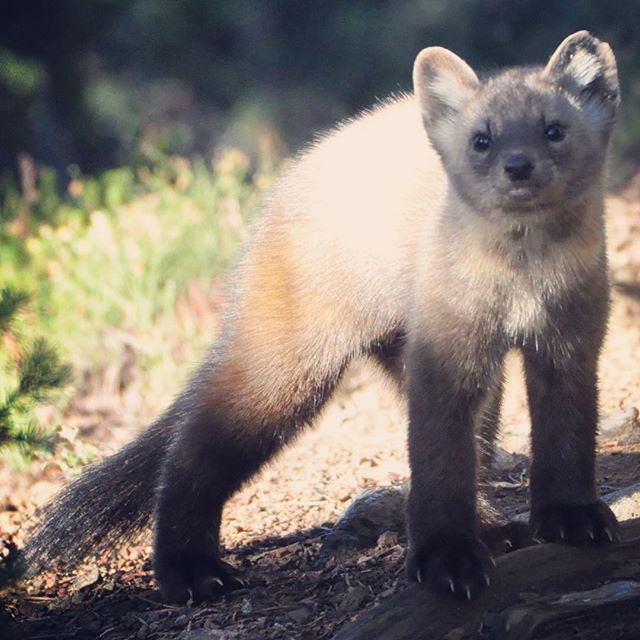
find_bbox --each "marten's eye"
[544,124,565,142]
[473,133,492,152]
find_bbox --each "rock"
[376,530,398,548]
[492,447,528,473]
[72,566,100,591]
[317,485,406,565]
[178,631,209,640]
[605,482,640,521]
[598,406,640,445]
[287,607,311,623]
[339,585,370,612]
[136,625,150,639]
[178,629,234,640]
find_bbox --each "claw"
[484,573,491,587]
[605,528,614,543]
[465,585,472,601]
[505,539,513,551]
[559,527,565,540]
[587,529,595,540]
[490,555,497,567]
[212,577,224,588]
[416,569,422,584]
[448,578,455,593]
[532,536,544,545]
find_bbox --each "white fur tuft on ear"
[564,48,603,88]
[544,31,619,111]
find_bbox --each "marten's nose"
[504,154,534,181]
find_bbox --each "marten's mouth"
[502,193,554,213]
[501,183,555,211]
[506,185,539,199]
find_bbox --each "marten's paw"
[481,519,531,554]
[531,501,619,546]
[406,535,493,600]
[156,555,245,603]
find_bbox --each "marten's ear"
[544,31,619,127]
[413,47,479,139]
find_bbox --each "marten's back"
[234,94,446,338]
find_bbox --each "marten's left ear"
[544,31,619,124]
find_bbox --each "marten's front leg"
[524,326,618,546]
[404,333,505,599]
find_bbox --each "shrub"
[0,287,71,466]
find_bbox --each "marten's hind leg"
[371,331,407,386]
[475,380,530,552]
[153,333,355,602]
[152,217,402,601]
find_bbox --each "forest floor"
[1,189,640,639]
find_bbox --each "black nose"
[504,154,534,181]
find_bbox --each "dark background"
[2,0,640,184]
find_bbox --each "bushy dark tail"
[13,407,179,580]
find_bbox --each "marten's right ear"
[413,47,479,143]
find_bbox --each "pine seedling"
[0,287,72,462]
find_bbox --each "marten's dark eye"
[473,133,492,152]
[544,124,565,142]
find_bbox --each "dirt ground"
[1,189,640,639]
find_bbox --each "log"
[333,518,640,640]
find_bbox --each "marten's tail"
[11,405,179,581]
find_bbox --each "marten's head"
[413,31,619,220]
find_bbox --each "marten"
[15,31,620,602]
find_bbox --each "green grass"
[0,150,276,463]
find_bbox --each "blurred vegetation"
[0,148,274,452]
[1,1,640,182]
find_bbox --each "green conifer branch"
[0,287,71,458]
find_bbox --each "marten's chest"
[439,222,599,343]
